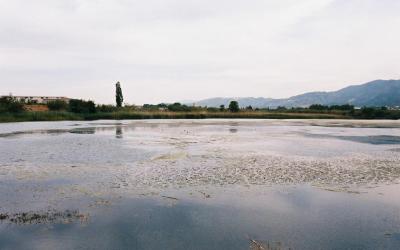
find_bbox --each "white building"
[2,95,71,104]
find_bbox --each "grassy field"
[0,110,347,123]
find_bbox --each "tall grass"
[0,112,83,123]
[3,107,400,123]
[11,110,400,122]
[0,110,347,123]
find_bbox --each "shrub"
[0,96,24,113]
[68,99,96,113]
[97,104,117,113]
[47,100,68,111]
[228,101,240,112]
[329,104,354,111]
[206,107,219,112]
[276,106,287,111]
[143,104,160,111]
[167,103,191,112]
[309,104,328,110]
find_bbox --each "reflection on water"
[69,127,96,134]
[0,124,132,138]
[229,128,238,133]
[1,120,400,249]
[116,126,123,139]
[1,186,400,250]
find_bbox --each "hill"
[193,80,400,108]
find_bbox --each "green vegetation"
[308,104,354,111]
[229,101,240,112]
[0,96,24,113]
[0,111,82,123]
[0,110,347,123]
[68,99,96,113]
[47,100,68,111]
[115,82,123,108]
[97,104,119,113]
[166,102,193,112]
[1,97,400,123]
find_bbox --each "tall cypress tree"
[115,82,123,107]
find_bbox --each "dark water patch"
[0,125,128,138]
[338,135,400,145]
[304,121,400,129]
[69,127,96,134]
[304,133,400,145]
[88,122,125,126]
[229,128,238,133]
[0,129,70,138]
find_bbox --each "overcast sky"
[1,0,399,104]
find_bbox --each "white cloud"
[0,0,399,104]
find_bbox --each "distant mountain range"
[191,80,400,108]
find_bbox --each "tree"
[97,104,117,112]
[276,106,287,111]
[115,82,124,108]
[228,101,239,112]
[47,100,68,111]
[219,105,225,111]
[167,102,191,112]
[0,96,24,113]
[309,104,327,110]
[68,99,96,113]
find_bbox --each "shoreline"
[0,110,387,123]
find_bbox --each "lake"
[1,119,400,250]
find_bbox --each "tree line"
[1,81,399,119]
[1,94,399,119]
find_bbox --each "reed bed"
[0,110,346,123]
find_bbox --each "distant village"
[4,95,71,104]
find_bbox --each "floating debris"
[384,232,393,238]
[249,239,289,250]
[0,214,9,220]
[198,191,211,198]
[161,195,179,200]
[0,210,89,225]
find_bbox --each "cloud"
[0,0,399,104]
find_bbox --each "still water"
[0,119,400,249]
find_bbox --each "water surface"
[1,119,400,249]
